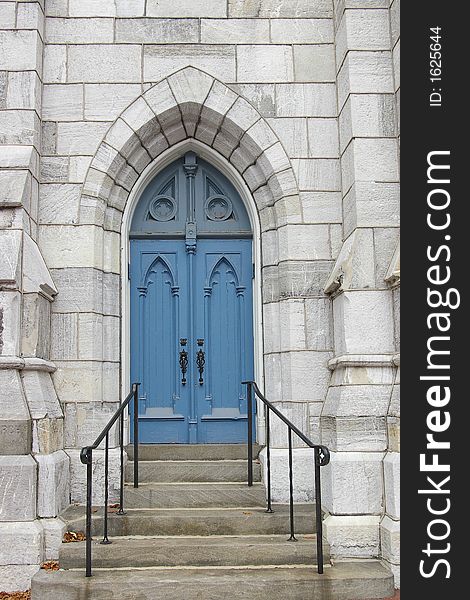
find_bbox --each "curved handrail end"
[318,446,330,466]
[80,446,92,465]
[243,380,331,467]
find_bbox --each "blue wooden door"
[130,240,190,443]
[195,239,254,443]
[130,152,254,444]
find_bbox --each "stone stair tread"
[59,534,328,569]
[130,459,258,464]
[127,444,261,461]
[62,504,315,519]
[125,481,264,485]
[60,504,317,537]
[126,459,262,483]
[124,481,266,508]
[32,561,395,600]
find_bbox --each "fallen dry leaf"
[242,511,252,515]
[0,592,31,600]
[41,561,59,571]
[109,503,120,508]
[63,530,86,543]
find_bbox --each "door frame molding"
[121,139,265,442]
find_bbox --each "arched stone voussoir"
[244,163,268,194]
[104,118,147,163]
[267,169,299,204]
[168,67,214,107]
[120,97,157,138]
[114,162,139,193]
[243,119,280,158]
[126,144,152,174]
[196,80,238,146]
[104,206,124,234]
[82,167,114,202]
[178,102,203,138]
[143,79,186,147]
[80,66,299,227]
[79,195,107,227]
[90,144,140,196]
[120,98,169,159]
[108,183,130,213]
[167,67,214,137]
[130,118,168,161]
[256,143,292,182]
[194,105,224,147]
[243,147,294,197]
[212,97,261,159]
[91,142,127,182]
[230,120,280,173]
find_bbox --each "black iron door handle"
[196,339,205,385]
[179,338,188,385]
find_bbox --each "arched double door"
[130,152,255,444]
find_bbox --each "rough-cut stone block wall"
[35,0,342,506]
[381,0,400,586]
[321,0,400,585]
[0,0,400,590]
[0,1,68,592]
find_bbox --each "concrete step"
[124,482,266,508]
[59,534,328,569]
[126,459,261,483]
[127,444,261,461]
[61,504,316,537]
[32,561,395,600]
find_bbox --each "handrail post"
[133,383,139,489]
[85,448,93,577]
[265,404,273,513]
[247,381,253,487]
[100,433,111,546]
[80,385,139,578]
[314,447,324,574]
[242,380,329,574]
[117,409,125,515]
[287,428,297,542]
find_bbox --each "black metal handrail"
[80,382,140,577]
[243,380,330,574]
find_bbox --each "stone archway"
[79,66,300,265]
[77,65,302,400]
[66,66,307,501]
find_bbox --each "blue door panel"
[130,240,189,443]
[195,239,254,443]
[130,238,254,444]
[130,153,255,444]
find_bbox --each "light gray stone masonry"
[319,1,400,586]
[0,3,71,591]
[67,447,124,505]
[0,520,43,593]
[1,0,399,590]
[0,454,37,521]
[228,0,333,18]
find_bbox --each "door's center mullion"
[183,152,200,443]
[187,247,198,443]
